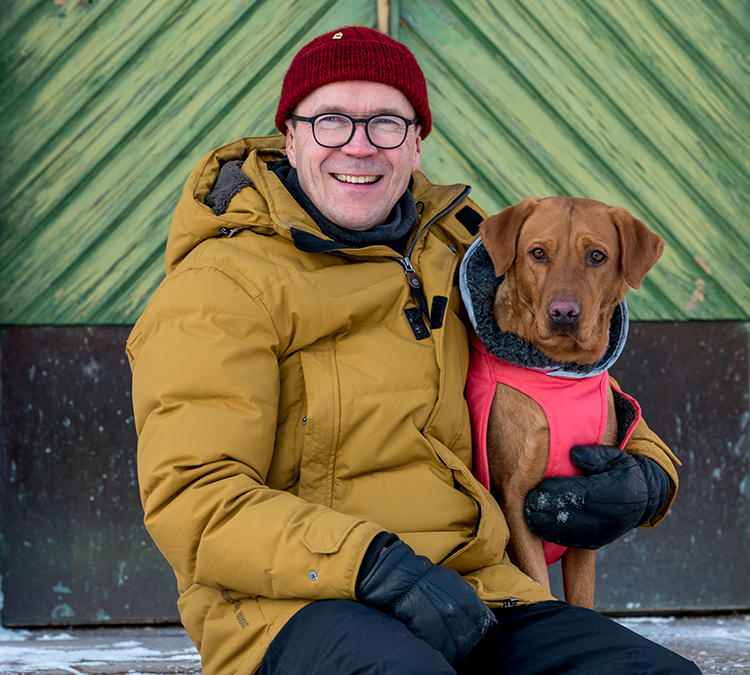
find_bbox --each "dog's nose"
[548,297,581,326]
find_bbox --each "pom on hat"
[275,26,431,138]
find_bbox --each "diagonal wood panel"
[0,0,747,323]
[400,0,749,320]
[0,0,376,324]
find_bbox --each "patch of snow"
[617,616,750,646]
[0,625,32,642]
[0,643,200,672]
[618,616,676,624]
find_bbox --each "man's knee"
[460,601,700,674]
[259,599,454,675]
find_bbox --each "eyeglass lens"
[313,114,408,149]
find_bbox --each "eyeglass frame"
[288,112,419,149]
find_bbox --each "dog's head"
[479,197,664,364]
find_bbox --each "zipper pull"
[399,257,430,321]
[402,257,422,290]
[218,226,250,238]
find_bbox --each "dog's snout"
[548,297,581,326]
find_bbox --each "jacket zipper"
[218,226,252,238]
[218,185,473,322]
[392,185,472,320]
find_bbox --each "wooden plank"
[507,0,748,317]
[0,0,46,42]
[401,1,682,319]
[0,2,150,122]
[0,0,376,323]
[653,0,749,102]
[400,0,748,319]
[0,0,746,322]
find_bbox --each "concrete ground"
[0,613,748,674]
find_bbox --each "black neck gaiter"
[271,159,417,253]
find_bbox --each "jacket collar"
[166,135,477,272]
[459,237,629,379]
[165,134,473,272]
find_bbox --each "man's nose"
[341,122,378,156]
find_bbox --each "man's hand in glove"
[356,535,496,665]
[524,445,671,549]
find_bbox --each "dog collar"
[459,236,629,378]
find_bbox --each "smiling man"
[128,26,698,675]
[284,80,422,230]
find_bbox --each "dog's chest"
[465,340,618,493]
[489,362,612,479]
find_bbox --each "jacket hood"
[164,135,286,273]
[459,236,629,378]
[164,135,476,274]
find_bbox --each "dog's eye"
[530,247,547,261]
[589,250,607,265]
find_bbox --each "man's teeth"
[333,174,379,184]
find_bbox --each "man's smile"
[332,173,381,184]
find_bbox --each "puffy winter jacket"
[127,135,676,674]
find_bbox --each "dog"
[471,196,664,608]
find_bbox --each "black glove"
[524,445,671,549]
[356,535,496,664]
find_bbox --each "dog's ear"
[609,207,665,289]
[479,198,538,276]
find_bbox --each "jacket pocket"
[297,348,341,506]
[302,510,361,554]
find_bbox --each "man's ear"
[609,207,665,289]
[411,127,422,173]
[479,198,538,276]
[285,119,297,168]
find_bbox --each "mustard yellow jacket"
[127,135,679,674]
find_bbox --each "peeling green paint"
[0,0,746,323]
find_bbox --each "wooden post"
[376,0,399,39]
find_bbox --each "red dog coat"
[466,334,642,565]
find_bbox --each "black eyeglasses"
[289,112,418,149]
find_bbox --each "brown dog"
[478,196,664,608]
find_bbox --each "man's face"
[285,81,422,231]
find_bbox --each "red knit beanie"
[275,26,431,138]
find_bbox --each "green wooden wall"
[1,0,747,323]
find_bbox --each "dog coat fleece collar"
[459,237,629,378]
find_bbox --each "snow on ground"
[0,642,198,670]
[617,613,750,646]
[616,614,750,674]
[0,629,201,674]
[0,625,31,642]
[0,610,748,674]
[0,612,200,675]
[0,574,195,673]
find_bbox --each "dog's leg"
[487,384,551,590]
[561,548,596,608]
[560,386,618,609]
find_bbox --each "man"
[128,26,697,674]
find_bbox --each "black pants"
[258,599,700,674]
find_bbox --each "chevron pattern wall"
[1,0,747,323]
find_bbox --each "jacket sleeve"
[624,415,680,527]
[127,261,383,601]
[609,374,680,526]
